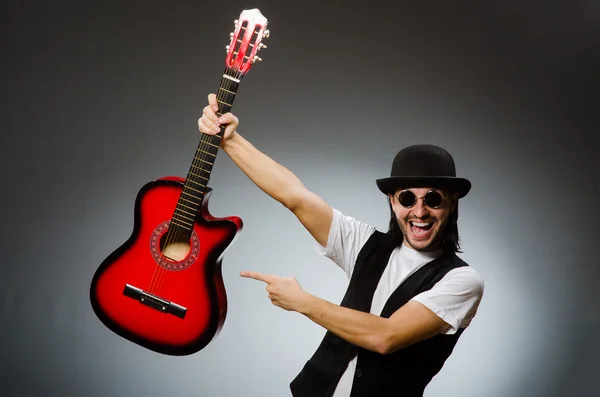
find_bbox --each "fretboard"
[169,67,243,237]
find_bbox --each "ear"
[449,193,459,213]
[388,193,397,211]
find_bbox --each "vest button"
[355,368,363,378]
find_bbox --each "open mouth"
[409,221,434,239]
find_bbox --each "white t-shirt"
[314,209,485,397]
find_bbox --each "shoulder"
[315,208,378,277]
[330,208,377,241]
[334,208,376,229]
[412,260,485,332]
[438,262,485,298]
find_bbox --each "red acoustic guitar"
[90,9,269,356]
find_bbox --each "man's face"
[390,187,457,252]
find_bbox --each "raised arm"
[198,94,333,247]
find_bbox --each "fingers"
[240,271,274,283]
[198,93,239,136]
[198,106,221,134]
[267,292,281,307]
[208,93,218,110]
[218,112,238,124]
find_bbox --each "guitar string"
[151,71,234,294]
[152,27,257,295]
[149,65,242,295]
[151,25,256,295]
[147,77,227,294]
[146,78,227,294]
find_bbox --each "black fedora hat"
[376,144,471,198]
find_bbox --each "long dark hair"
[385,196,462,253]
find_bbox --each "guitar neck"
[170,67,243,234]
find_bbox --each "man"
[198,94,484,397]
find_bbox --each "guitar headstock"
[225,9,269,76]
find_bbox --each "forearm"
[222,131,304,207]
[299,295,390,354]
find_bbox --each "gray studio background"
[1,1,598,396]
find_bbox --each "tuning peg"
[252,55,262,63]
[262,29,270,39]
[225,45,230,53]
[259,43,267,49]
[234,19,239,24]
[230,32,234,37]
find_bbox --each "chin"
[404,229,442,252]
[407,239,436,251]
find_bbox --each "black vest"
[290,231,469,397]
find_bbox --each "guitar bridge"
[123,284,187,319]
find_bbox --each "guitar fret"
[170,219,192,229]
[178,202,197,212]
[176,207,196,217]
[190,164,206,172]
[217,99,232,107]
[181,191,198,199]
[180,196,197,205]
[223,74,240,83]
[203,141,219,149]
[185,184,204,193]
[197,158,213,165]
[172,213,195,225]
[198,149,216,157]
[190,167,210,179]
[174,208,195,218]
[188,170,209,181]
[219,87,235,95]
[187,179,206,188]
[173,217,195,227]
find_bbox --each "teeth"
[411,222,431,227]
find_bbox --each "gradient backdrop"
[1,1,598,396]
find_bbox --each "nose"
[413,198,430,218]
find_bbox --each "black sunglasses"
[395,190,445,209]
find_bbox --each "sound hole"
[161,234,191,262]
[150,221,200,271]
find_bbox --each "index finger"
[240,271,274,283]
[208,93,218,111]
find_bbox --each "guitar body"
[90,177,242,355]
[90,8,268,355]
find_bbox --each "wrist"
[298,293,320,316]
[221,130,240,152]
